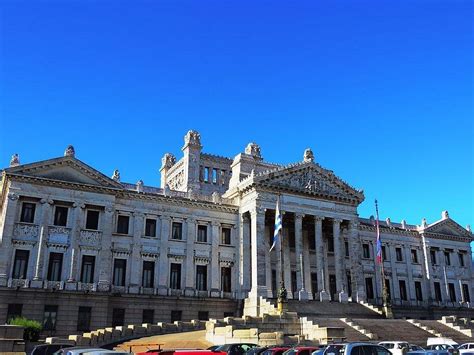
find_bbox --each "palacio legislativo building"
[0,130,472,334]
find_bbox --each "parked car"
[425,345,459,355]
[408,346,425,352]
[245,347,268,355]
[214,344,259,355]
[378,342,410,355]
[83,352,130,355]
[148,351,226,355]
[261,347,291,355]
[427,340,458,347]
[324,343,392,355]
[53,348,108,355]
[32,343,74,355]
[284,347,322,355]
[457,344,474,355]
[311,346,327,355]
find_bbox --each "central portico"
[224,147,366,306]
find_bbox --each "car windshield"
[325,345,345,355]
[215,345,232,352]
[379,344,394,349]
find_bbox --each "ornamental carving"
[245,142,262,160]
[168,171,184,190]
[112,169,120,181]
[184,130,201,147]
[10,153,20,167]
[14,223,39,239]
[268,169,343,196]
[78,282,97,292]
[161,153,176,169]
[79,230,102,246]
[8,278,30,288]
[136,180,144,193]
[64,145,75,157]
[44,281,64,290]
[48,227,71,246]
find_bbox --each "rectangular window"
[462,283,470,303]
[308,230,316,250]
[212,168,218,184]
[291,271,297,294]
[396,247,403,262]
[415,281,423,301]
[170,263,181,289]
[434,282,442,302]
[204,167,209,183]
[448,283,456,302]
[444,251,451,266]
[458,253,465,267]
[220,170,225,185]
[172,222,182,240]
[289,228,296,249]
[223,312,234,318]
[430,250,437,265]
[327,236,334,253]
[197,225,208,243]
[271,269,277,295]
[143,309,154,324]
[80,255,95,283]
[142,261,155,288]
[171,310,182,322]
[6,304,22,322]
[113,259,126,286]
[85,210,100,230]
[345,241,350,257]
[221,227,231,245]
[362,244,370,259]
[411,249,418,264]
[47,253,63,281]
[77,306,92,332]
[365,277,374,299]
[12,250,29,279]
[117,215,130,234]
[221,267,231,292]
[112,308,125,327]
[145,219,157,238]
[381,246,387,261]
[399,280,407,301]
[347,272,352,297]
[20,202,36,223]
[53,206,68,226]
[196,265,208,291]
[198,311,209,321]
[43,305,58,331]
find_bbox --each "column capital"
[160,215,172,222]
[250,206,265,216]
[240,213,250,222]
[211,221,220,227]
[333,218,343,225]
[349,220,360,229]
[314,215,325,222]
[295,213,304,221]
[186,217,197,224]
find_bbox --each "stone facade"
[0,130,472,336]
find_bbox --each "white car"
[378,342,409,355]
[457,343,474,355]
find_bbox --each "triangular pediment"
[253,162,365,205]
[424,218,472,238]
[5,156,122,189]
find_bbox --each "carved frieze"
[44,281,64,290]
[79,230,102,247]
[8,278,30,288]
[13,223,39,239]
[78,282,97,292]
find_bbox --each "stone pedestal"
[298,289,308,301]
[320,290,330,302]
[65,282,77,291]
[184,288,195,297]
[338,291,348,303]
[210,289,221,298]
[128,286,140,294]
[97,280,110,292]
[157,286,168,296]
[30,280,44,288]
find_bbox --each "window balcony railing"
[7,278,30,288]
[48,226,71,246]
[79,229,103,247]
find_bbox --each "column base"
[338,291,348,303]
[65,282,77,291]
[298,289,308,301]
[320,290,331,302]
[30,280,44,288]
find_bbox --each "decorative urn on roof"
[64,145,75,157]
[303,148,314,163]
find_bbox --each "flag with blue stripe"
[270,198,282,252]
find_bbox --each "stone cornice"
[200,153,233,164]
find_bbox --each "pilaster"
[32,199,53,284]
[210,221,220,297]
[295,213,307,300]
[129,212,144,293]
[249,207,268,298]
[239,213,251,297]
[184,217,196,296]
[315,216,329,301]
[333,218,347,302]
[97,205,114,292]
[157,216,171,295]
[0,193,20,286]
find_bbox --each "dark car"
[261,347,291,355]
[215,343,259,355]
[31,343,73,355]
[324,343,392,355]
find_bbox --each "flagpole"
[376,199,392,318]
[276,193,287,313]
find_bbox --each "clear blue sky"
[0,1,472,231]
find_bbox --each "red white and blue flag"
[375,199,382,264]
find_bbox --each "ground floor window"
[448,283,456,302]
[365,277,374,299]
[399,280,407,301]
[434,282,442,302]
[196,265,207,291]
[143,309,154,324]
[221,267,231,292]
[7,304,22,322]
[171,310,182,322]
[77,306,91,332]
[112,308,125,327]
[43,305,58,331]
[415,281,423,301]
[12,250,29,279]
[170,263,181,289]
[462,283,471,303]
[198,311,209,321]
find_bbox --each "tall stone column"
[295,213,307,300]
[388,243,400,302]
[129,212,144,293]
[0,193,20,286]
[32,199,53,285]
[302,229,313,300]
[264,224,273,298]
[404,246,415,303]
[97,206,114,291]
[239,213,251,298]
[421,233,435,304]
[333,218,347,302]
[315,216,329,301]
[283,226,292,298]
[184,218,196,296]
[210,221,221,297]
[157,216,171,295]
[250,207,267,297]
[349,220,365,302]
[67,202,85,285]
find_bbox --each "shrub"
[8,317,42,341]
